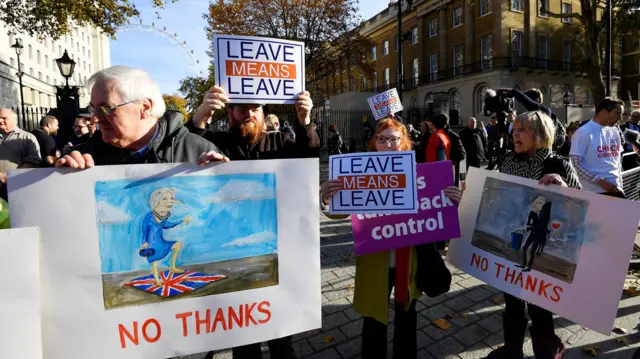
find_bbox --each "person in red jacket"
[426,113,451,162]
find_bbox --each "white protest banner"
[329,151,418,215]
[0,227,42,359]
[8,159,321,359]
[447,167,640,334]
[367,88,403,121]
[213,34,305,104]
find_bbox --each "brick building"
[310,0,599,126]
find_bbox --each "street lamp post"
[563,89,571,124]
[55,50,80,145]
[396,0,414,104]
[10,39,26,128]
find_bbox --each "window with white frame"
[538,0,549,16]
[428,19,439,37]
[8,33,14,47]
[45,55,48,68]
[371,45,377,60]
[453,44,464,76]
[511,30,523,66]
[413,58,419,85]
[480,0,492,16]
[383,40,389,56]
[452,7,463,27]
[450,90,461,111]
[562,2,572,23]
[384,68,390,89]
[38,72,42,80]
[412,27,418,44]
[538,36,549,69]
[361,75,367,90]
[28,45,32,59]
[29,68,33,76]
[37,50,41,64]
[584,89,591,105]
[372,71,378,88]
[429,53,438,81]
[476,86,488,114]
[481,35,493,70]
[563,39,572,71]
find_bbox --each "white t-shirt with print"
[569,120,622,192]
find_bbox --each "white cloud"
[96,201,131,225]
[222,231,277,248]
[210,180,275,203]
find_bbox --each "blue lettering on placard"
[256,79,269,95]
[255,43,269,60]
[351,158,363,173]
[392,190,403,205]
[241,78,254,94]
[391,156,403,172]
[269,44,282,60]
[227,41,239,58]
[283,80,295,95]
[338,159,349,174]
[240,41,253,59]
[228,78,239,95]
[283,45,295,63]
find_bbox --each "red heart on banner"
[551,223,561,230]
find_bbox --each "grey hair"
[88,66,166,118]
[149,188,176,210]
[514,111,556,149]
[0,108,18,122]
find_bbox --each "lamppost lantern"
[10,38,23,56]
[563,90,571,106]
[55,50,76,86]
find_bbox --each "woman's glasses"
[376,136,401,144]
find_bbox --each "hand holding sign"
[295,91,313,126]
[195,86,229,120]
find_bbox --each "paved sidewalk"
[184,213,640,359]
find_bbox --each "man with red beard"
[192,85,319,161]
[191,85,318,359]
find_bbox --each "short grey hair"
[514,111,556,149]
[149,188,176,210]
[88,66,166,118]
[0,108,18,122]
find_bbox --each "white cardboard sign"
[213,34,305,104]
[447,167,640,334]
[329,151,418,215]
[367,88,403,121]
[8,159,321,359]
[0,227,42,359]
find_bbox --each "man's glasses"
[88,101,136,117]
[376,136,401,144]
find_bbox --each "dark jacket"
[203,123,320,160]
[73,111,220,165]
[512,89,566,150]
[446,129,466,166]
[459,127,486,167]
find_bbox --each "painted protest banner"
[8,159,321,359]
[447,167,640,334]
[329,151,418,215]
[0,227,42,359]
[213,34,305,104]
[367,88,403,121]
[351,161,460,256]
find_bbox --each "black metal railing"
[623,152,640,201]
[10,106,56,132]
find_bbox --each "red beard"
[233,118,264,144]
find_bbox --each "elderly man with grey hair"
[0,108,41,200]
[55,65,227,169]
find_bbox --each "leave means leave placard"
[213,34,305,104]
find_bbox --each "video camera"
[484,89,514,135]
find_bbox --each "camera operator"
[507,88,567,150]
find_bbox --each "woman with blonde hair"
[486,111,581,359]
[322,118,461,359]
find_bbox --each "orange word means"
[339,174,406,190]
[373,97,398,110]
[226,60,296,79]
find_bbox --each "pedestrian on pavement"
[487,110,581,359]
[31,115,60,167]
[55,65,227,169]
[569,97,625,197]
[321,118,462,359]
[62,108,96,155]
[265,114,280,132]
[460,117,486,169]
[0,108,41,201]
[328,124,345,155]
[190,85,318,359]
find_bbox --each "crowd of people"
[0,64,638,359]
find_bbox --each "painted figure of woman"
[517,195,552,272]
[140,188,192,286]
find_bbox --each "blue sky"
[94,173,278,273]
[110,0,390,95]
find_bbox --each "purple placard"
[351,161,461,256]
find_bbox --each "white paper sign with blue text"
[329,151,418,215]
[367,88,403,121]
[213,35,305,104]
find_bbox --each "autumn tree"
[0,0,176,39]
[543,1,640,104]
[204,0,373,90]
[163,94,189,120]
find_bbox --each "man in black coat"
[459,117,486,169]
[190,85,319,359]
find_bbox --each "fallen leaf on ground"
[613,326,628,334]
[623,287,639,296]
[322,335,335,344]
[433,318,452,330]
[491,296,503,304]
[615,337,630,346]
[583,345,599,356]
[459,312,469,319]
